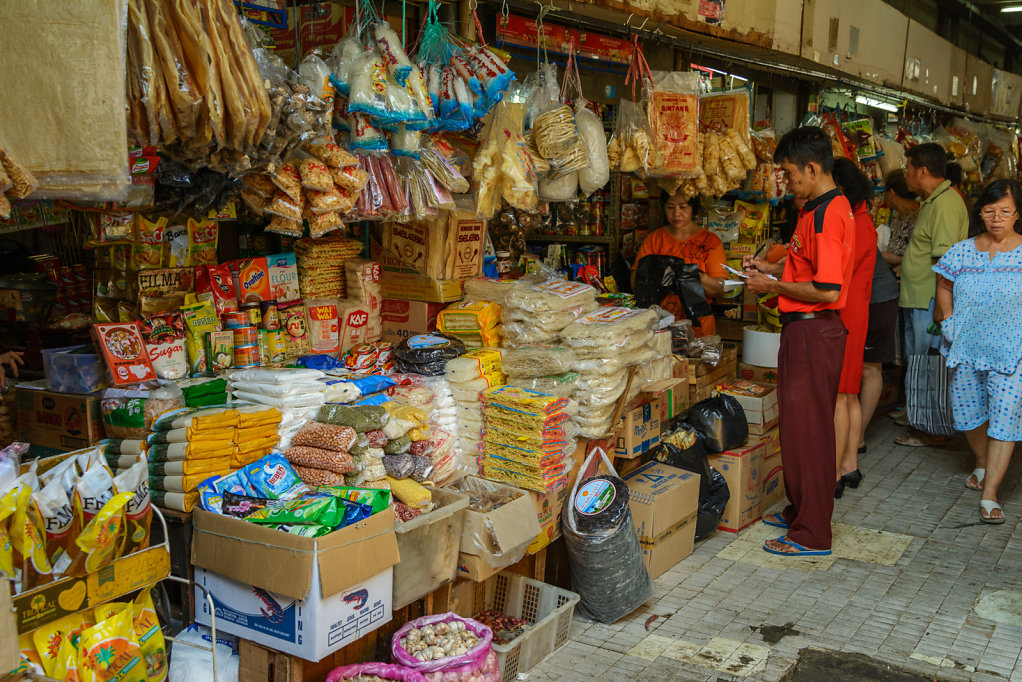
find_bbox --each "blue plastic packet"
[336,497,374,528]
[198,475,223,514]
[354,393,391,406]
[351,374,397,397]
[298,354,345,371]
[243,453,309,500]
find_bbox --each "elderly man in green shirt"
[896,142,968,446]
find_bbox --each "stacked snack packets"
[146,406,280,513]
[444,348,506,460]
[481,385,575,493]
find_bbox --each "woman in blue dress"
[934,179,1022,523]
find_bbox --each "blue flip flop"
[762,512,790,529]
[763,536,832,557]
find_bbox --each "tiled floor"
[527,418,1022,681]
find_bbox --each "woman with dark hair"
[830,157,877,498]
[881,169,920,274]
[632,189,726,336]
[934,179,1022,523]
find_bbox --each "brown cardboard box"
[614,396,663,459]
[757,426,784,509]
[689,348,739,405]
[718,380,779,435]
[190,507,400,660]
[737,362,779,385]
[15,384,105,454]
[624,461,700,578]
[456,477,541,581]
[372,240,465,303]
[708,439,764,532]
[644,378,691,425]
[380,298,447,342]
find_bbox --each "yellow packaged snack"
[74,492,133,575]
[18,631,46,674]
[133,590,169,682]
[186,218,219,267]
[79,607,146,682]
[133,216,167,271]
[34,612,91,678]
[436,300,502,331]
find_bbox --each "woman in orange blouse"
[632,191,727,336]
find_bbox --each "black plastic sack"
[653,434,710,499]
[562,449,652,623]
[695,467,730,542]
[634,255,713,321]
[688,394,748,453]
[393,334,466,376]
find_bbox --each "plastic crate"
[42,345,105,394]
[482,572,580,682]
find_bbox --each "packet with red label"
[235,257,271,304]
[338,300,370,353]
[139,312,188,380]
[195,264,239,317]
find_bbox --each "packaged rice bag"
[182,300,220,375]
[235,257,271,303]
[187,218,219,266]
[133,215,167,270]
[241,453,309,500]
[79,607,146,682]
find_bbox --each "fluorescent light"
[1001,5,1022,12]
[855,95,899,113]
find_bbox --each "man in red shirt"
[744,126,855,556]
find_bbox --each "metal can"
[267,329,287,363]
[234,343,259,368]
[257,329,270,366]
[232,325,258,347]
[223,311,249,329]
[260,299,280,330]
[241,302,262,327]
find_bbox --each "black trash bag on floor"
[695,467,730,541]
[688,394,748,453]
[634,255,713,321]
[653,424,710,496]
[563,451,653,623]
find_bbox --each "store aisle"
[529,418,1022,681]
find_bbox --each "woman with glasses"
[934,179,1022,523]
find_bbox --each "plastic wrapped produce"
[576,100,610,195]
[562,448,652,622]
[284,446,355,474]
[326,662,429,682]
[391,614,499,682]
[317,404,389,431]
[505,371,579,397]
[561,307,658,346]
[502,346,577,378]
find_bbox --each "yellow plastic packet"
[436,300,501,331]
[133,215,167,271]
[0,481,23,578]
[74,492,133,575]
[113,460,152,557]
[132,590,169,681]
[18,631,46,674]
[181,300,220,375]
[53,633,85,682]
[94,602,130,624]
[79,606,146,682]
[34,612,91,678]
[11,480,53,589]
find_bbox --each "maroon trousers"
[778,313,846,550]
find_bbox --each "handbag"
[905,351,955,437]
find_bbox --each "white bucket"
[743,326,781,368]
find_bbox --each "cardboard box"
[15,384,105,453]
[378,212,484,281]
[380,299,446,343]
[624,462,700,579]
[194,566,393,662]
[644,378,691,424]
[757,426,784,510]
[718,381,779,435]
[457,477,541,581]
[614,396,663,459]
[737,362,779,384]
[190,508,400,660]
[708,439,764,532]
[689,348,739,405]
[372,241,464,303]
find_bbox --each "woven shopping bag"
[905,352,955,437]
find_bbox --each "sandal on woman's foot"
[888,407,906,420]
[966,469,985,491]
[980,500,1005,524]
[857,443,867,455]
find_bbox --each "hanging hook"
[637,17,649,32]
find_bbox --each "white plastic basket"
[483,572,580,682]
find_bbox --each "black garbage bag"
[634,255,713,321]
[688,394,748,453]
[653,426,710,497]
[696,467,730,541]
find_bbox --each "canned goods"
[260,299,280,330]
[241,302,262,327]
[258,329,270,366]
[267,329,287,363]
[232,325,258,347]
[223,311,249,329]
[234,343,259,368]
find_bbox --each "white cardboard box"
[194,565,393,661]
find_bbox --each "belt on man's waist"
[780,310,838,325]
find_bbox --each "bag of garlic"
[391,614,499,681]
[326,662,428,682]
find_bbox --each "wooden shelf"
[527,233,614,244]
